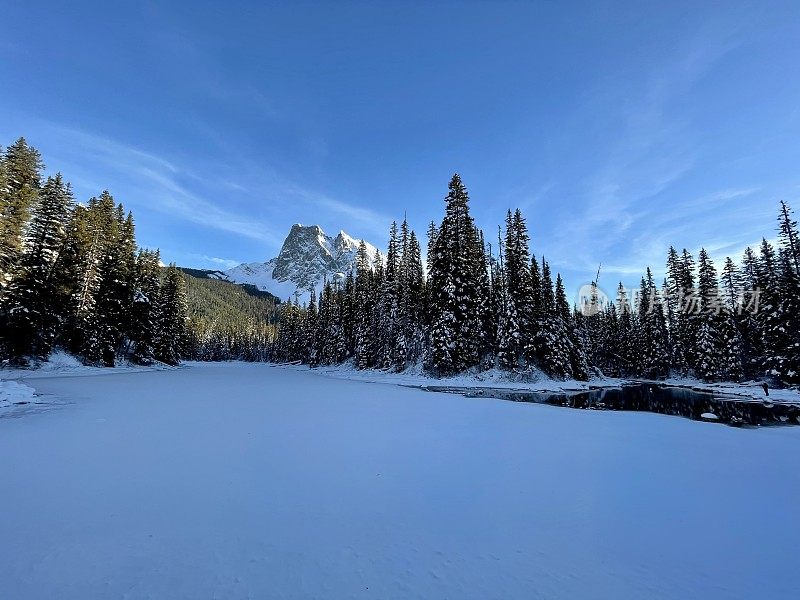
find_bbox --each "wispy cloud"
[187,254,241,269]
[45,128,279,244]
[278,184,392,241]
[8,117,394,258]
[546,20,748,284]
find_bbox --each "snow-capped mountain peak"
[223,224,377,303]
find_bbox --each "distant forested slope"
[181,269,280,361]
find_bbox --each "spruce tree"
[90,194,137,365]
[636,268,670,378]
[616,283,635,375]
[427,174,486,375]
[777,200,800,276]
[533,260,572,378]
[353,240,374,369]
[377,221,401,369]
[499,209,533,367]
[154,264,188,365]
[130,249,162,364]
[0,138,44,298]
[495,231,518,370]
[2,174,74,360]
[56,204,103,356]
[694,248,721,381]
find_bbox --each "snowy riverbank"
[5,353,798,405]
[279,360,800,404]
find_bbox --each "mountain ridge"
[198,224,378,303]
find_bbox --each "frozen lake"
[1,362,798,599]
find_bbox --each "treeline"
[583,225,800,384]
[0,137,188,366]
[275,174,800,385]
[4,137,796,385]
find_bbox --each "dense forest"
[0,137,188,366]
[275,174,800,386]
[181,270,279,362]
[2,137,798,386]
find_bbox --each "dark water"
[420,383,800,427]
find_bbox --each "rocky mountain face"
[221,224,378,302]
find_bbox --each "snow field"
[1,362,798,599]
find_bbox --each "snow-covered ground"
[0,379,36,407]
[1,361,798,599]
[0,350,176,380]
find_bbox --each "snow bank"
[0,380,36,407]
[287,360,800,404]
[0,350,176,381]
[292,360,610,393]
[658,375,800,403]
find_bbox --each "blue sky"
[2,1,800,299]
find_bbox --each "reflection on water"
[421,383,800,427]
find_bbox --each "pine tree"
[616,283,635,374]
[495,229,517,370]
[717,256,746,380]
[89,194,137,366]
[154,264,188,365]
[0,138,44,298]
[400,228,425,363]
[353,240,375,369]
[2,174,74,360]
[533,260,572,378]
[736,246,764,374]
[498,209,533,368]
[377,221,401,369]
[774,248,800,382]
[665,246,689,374]
[717,310,744,381]
[427,174,486,374]
[636,268,670,378]
[778,200,800,276]
[695,318,718,381]
[129,249,162,364]
[694,248,721,381]
[755,238,785,380]
[305,288,319,364]
[56,204,104,356]
[556,273,589,380]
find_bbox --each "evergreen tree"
[0,138,43,297]
[90,194,137,365]
[129,249,162,364]
[665,246,689,374]
[154,264,188,365]
[615,283,635,374]
[556,273,588,380]
[56,205,104,356]
[694,248,721,380]
[773,248,800,382]
[427,174,486,374]
[305,288,319,364]
[499,209,533,367]
[635,268,670,378]
[495,229,517,369]
[377,221,401,369]
[2,174,74,360]
[533,260,572,378]
[400,228,425,363]
[777,200,800,276]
